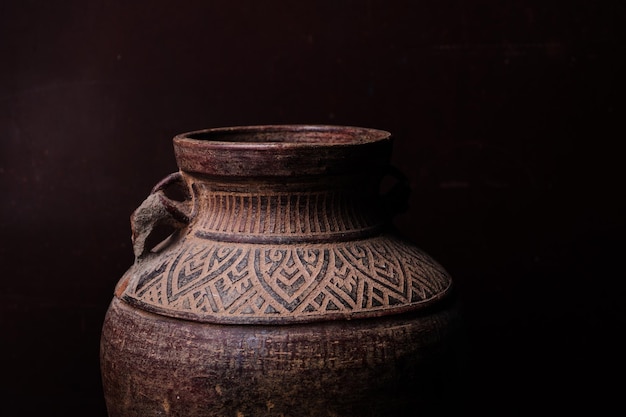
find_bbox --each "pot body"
[100,125,462,416]
[101,297,460,417]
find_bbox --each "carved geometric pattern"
[196,188,378,238]
[125,236,452,323]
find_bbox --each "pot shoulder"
[117,233,453,324]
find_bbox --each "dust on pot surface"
[100,125,462,417]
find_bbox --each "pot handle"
[381,165,411,217]
[130,172,192,259]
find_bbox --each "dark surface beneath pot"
[1,1,624,416]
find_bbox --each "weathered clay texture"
[101,296,459,417]
[101,125,459,416]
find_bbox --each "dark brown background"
[1,1,624,415]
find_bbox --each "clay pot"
[100,125,461,417]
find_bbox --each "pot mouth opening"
[177,125,391,147]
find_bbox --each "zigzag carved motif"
[127,236,451,323]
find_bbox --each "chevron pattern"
[126,235,451,323]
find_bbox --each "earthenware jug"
[100,125,461,417]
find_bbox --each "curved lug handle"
[381,165,411,218]
[131,172,192,259]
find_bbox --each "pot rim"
[172,124,393,177]
[173,124,391,149]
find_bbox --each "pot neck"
[183,173,388,244]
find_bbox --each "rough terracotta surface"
[101,297,461,417]
[101,125,460,416]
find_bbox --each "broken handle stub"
[130,172,192,259]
